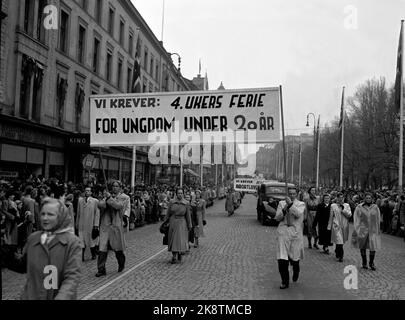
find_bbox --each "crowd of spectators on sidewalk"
[0,174,230,271]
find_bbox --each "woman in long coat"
[165,188,191,264]
[304,187,319,249]
[352,193,381,270]
[191,190,206,248]
[225,188,236,216]
[314,194,332,254]
[328,192,352,262]
[16,197,82,300]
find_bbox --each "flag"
[131,32,142,93]
[338,86,345,129]
[394,20,404,112]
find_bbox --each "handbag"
[159,221,169,234]
[162,233,168,245]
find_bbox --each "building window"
[128,31,133,56]
[143,46,148,71]
[106,50,112,81]
[59,10,69,53]
[155,64,159,83]
[77,25,86,64]
[19,55,44,122]
[56,74,68,128]
[108,6,115,36]
[36,0,46,42]
[127,67,132,93]
[95,0,103,23]
[149,56,154,76]
[93,37,100,73]
[117,58,123,89]
[119,19,125,46]
[23,0,35,36]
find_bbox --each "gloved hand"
[91,226,99,239]
[123,215,128,228]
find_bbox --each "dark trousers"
[278,259,300,285]
[97,250,125,272]
[335,244,344,259]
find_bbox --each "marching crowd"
[0,175,242,299]
[2,173,404,298]
[274,186,405,289]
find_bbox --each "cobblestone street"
[2,194,405,300]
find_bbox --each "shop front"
[0,114,67,182]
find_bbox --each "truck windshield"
[265,186,286,195]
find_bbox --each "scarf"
[40,198,75,245]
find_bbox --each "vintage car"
[256,181,296,226]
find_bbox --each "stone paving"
[2,194,405,300]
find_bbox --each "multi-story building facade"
[0,0,193,185]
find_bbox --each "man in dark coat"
[314,194,333,254]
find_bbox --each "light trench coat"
[275,199,305,261]
[98,195,126,252]
[328,203,352,245]
[76,197,100,248]
[352,203,381,251]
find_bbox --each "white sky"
[131,0,405,137]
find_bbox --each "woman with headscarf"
[191,190,206,248]
[304,187,319,249]
[14,197,82,299]
[314,194,333,254]
[352,193,381,270]
[164,188,192,264]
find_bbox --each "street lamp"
[306,113,316,185]
[306,113,320,190]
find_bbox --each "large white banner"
[90,87,281,146]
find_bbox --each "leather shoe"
[293,273,299,282]
[279,284,289,289]
[118,265,125,272]
[95,270,106,277]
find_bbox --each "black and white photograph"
[0,0,405,310]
